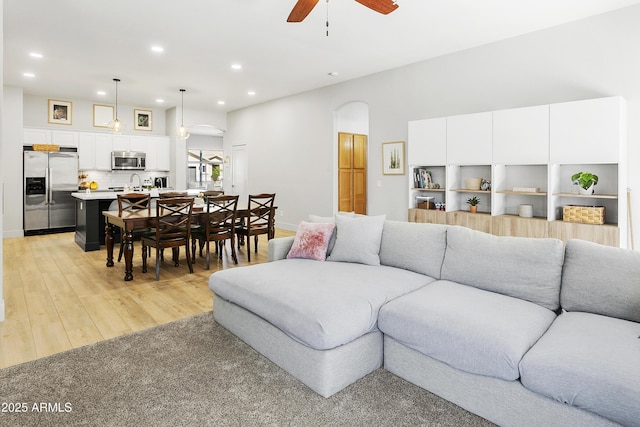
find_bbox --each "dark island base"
[75,199,119,251]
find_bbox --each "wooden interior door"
[338,133,367,214]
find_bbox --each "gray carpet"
[0,312,493,426]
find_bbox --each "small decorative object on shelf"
[466,196,480,213]
[464,178,483,190]
[480,179,491,191]
[571,172,598,195]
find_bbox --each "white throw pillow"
[307,212,355,255]
[327,214,386,266]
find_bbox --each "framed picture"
[134,109,152,131]
[93,104,114,128]
[48,99,72,125]
[382,141,405,175]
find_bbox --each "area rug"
[0,312,493,426]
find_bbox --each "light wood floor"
[0,229,295,369]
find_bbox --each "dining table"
[103,203,276,281]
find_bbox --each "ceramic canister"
[518,204,534,218]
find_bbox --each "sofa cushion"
[286,221,336,261]
[209,258,433,351]
[520,312,640,426]
[561,239,640,323]
[379,220,448,279]
[379,280,556,381]
[307,211,354,255]
[327,214,386,266]
[440,226,564,311]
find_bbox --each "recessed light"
[97,90,106,96]
[156,99,165,103]
[328,72,339,76]
[29,52,43,58]
[248,91,256,96]
[23,72,35,78]
[231,64,242,70]
[151,45,164,53]
[217,100,226,105]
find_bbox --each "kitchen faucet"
[129,173,142,191]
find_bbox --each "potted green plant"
[466,196,480,213]
[571,172,598,195]
[211,164,221,182]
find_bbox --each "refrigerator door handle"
[46,167,51,205]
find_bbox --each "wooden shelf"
[411,188,446,192]
[554,192,618,199]
[450,189,491,194]
[497,190,547,196]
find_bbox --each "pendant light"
[177,89,190,140]
[108,78,124,133]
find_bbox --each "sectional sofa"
[208,215,639,426]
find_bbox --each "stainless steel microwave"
[111,151,146,170]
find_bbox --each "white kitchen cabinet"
[78,133,96,170]
[112,135,130,152]
[407,117,446,165]
[145,136,170,171]
[51,130,78,147]
[23,128,51,145]
[446,111,492,165]
[493,105,549,165]
[550,96,625,164]
[94,134,113,170]
[129,136,147,153]
[78,132,113,171]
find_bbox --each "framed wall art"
[93,104,114,128]
[48,99,72,125]
[134,109,152,131]
[382,141,405,175]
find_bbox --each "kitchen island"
[72,189,200,251]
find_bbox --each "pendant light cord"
[113,78,120,120]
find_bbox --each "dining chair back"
[236,193,276,262]
[192,194,239,268]
[159,191,188,198]
[116,193,151,262]
[141,197,194,280]
[200,190,224,197]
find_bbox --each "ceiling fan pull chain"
[326,0,330,36]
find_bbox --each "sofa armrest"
[268,236,295,262]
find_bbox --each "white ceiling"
[4,0,640,113]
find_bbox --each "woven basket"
[563,205,605,225]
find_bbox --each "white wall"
[227,4,640,247]
[2,86,24,238]
[0,0,5,321]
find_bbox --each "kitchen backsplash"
[78,170,169,190]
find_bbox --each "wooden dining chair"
[236,193,276,262]
[141,197,194,281]
[200,190,224,197]
[192,194,239,269]
[159,191,188,198]
[116,192,151,262]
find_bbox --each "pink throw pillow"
[287,221,336,261]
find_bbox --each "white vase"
[579,184,595,195]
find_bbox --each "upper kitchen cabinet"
[446,111,492,165]
[78,133,111,171]
[23,129,78,148]
[550,96,626,164]
[408,117,446,165]
[145,136,170,171]
[112,135,146,152]
[493,105,549,165]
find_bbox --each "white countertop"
[72,189,201,200]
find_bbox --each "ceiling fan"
[287,0,399,22]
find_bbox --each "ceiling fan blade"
[354,0,399,15]
[287,0,320,22]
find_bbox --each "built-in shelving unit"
[407,96,627,248]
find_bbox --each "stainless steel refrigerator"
[24,147,78,234]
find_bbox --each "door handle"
[47,167,52,205]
